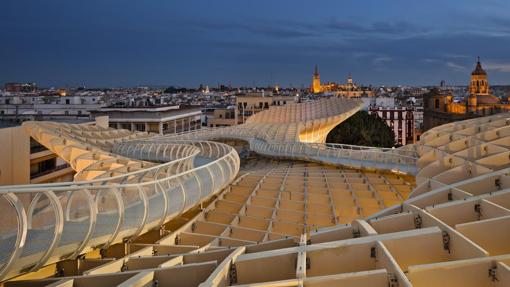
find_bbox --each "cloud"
[423,58,440,63]
[484,63,510,72]
[442,53,472,60]
[179,18,430,42]
[245,25,313,38]
[182,19,314,39]
[5,0,510,87]
[489,17,510,34]
[352,52,378,59]
[325,20,425,35]
[373,56,392,65]
[446,62,466,71]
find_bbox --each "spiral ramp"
[1,99,510,286]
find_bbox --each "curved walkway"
[163,126,418,175]
[0,123,240,281]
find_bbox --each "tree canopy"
[326,111,396,148]
[164,86,192,93]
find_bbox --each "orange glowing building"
[310,65,374,97]
[424,58,510,130]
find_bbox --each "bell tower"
[312,65,321,94]
[469,57,489,96]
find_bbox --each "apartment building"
[0,126,74,185]
[369,106,416,145]
[91,105,202,134]
[0,92,105,126]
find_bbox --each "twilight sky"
[1,0,510,88]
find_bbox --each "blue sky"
[1,0,510,87]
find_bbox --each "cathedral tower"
[469,57,489,96]
[312,65,321,94]
[468,57,489,113]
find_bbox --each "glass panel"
[0,195,19,272]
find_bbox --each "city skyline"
[3,2,510,285]
[2,0,510,87]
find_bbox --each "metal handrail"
[164,126,418,174]
[0,142,201,191]
[0,138,240,281]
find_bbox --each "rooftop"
[1,98,510,286]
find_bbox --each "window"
[135,123,145,131]
[30,138,47,153]
[66,99,70,104]
[435,99,440,109]
[264,102,269,109]
[30,158,57,178]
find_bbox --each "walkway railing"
[0,139,240,281]
[251,141,418,174]
[165,127,418,174]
